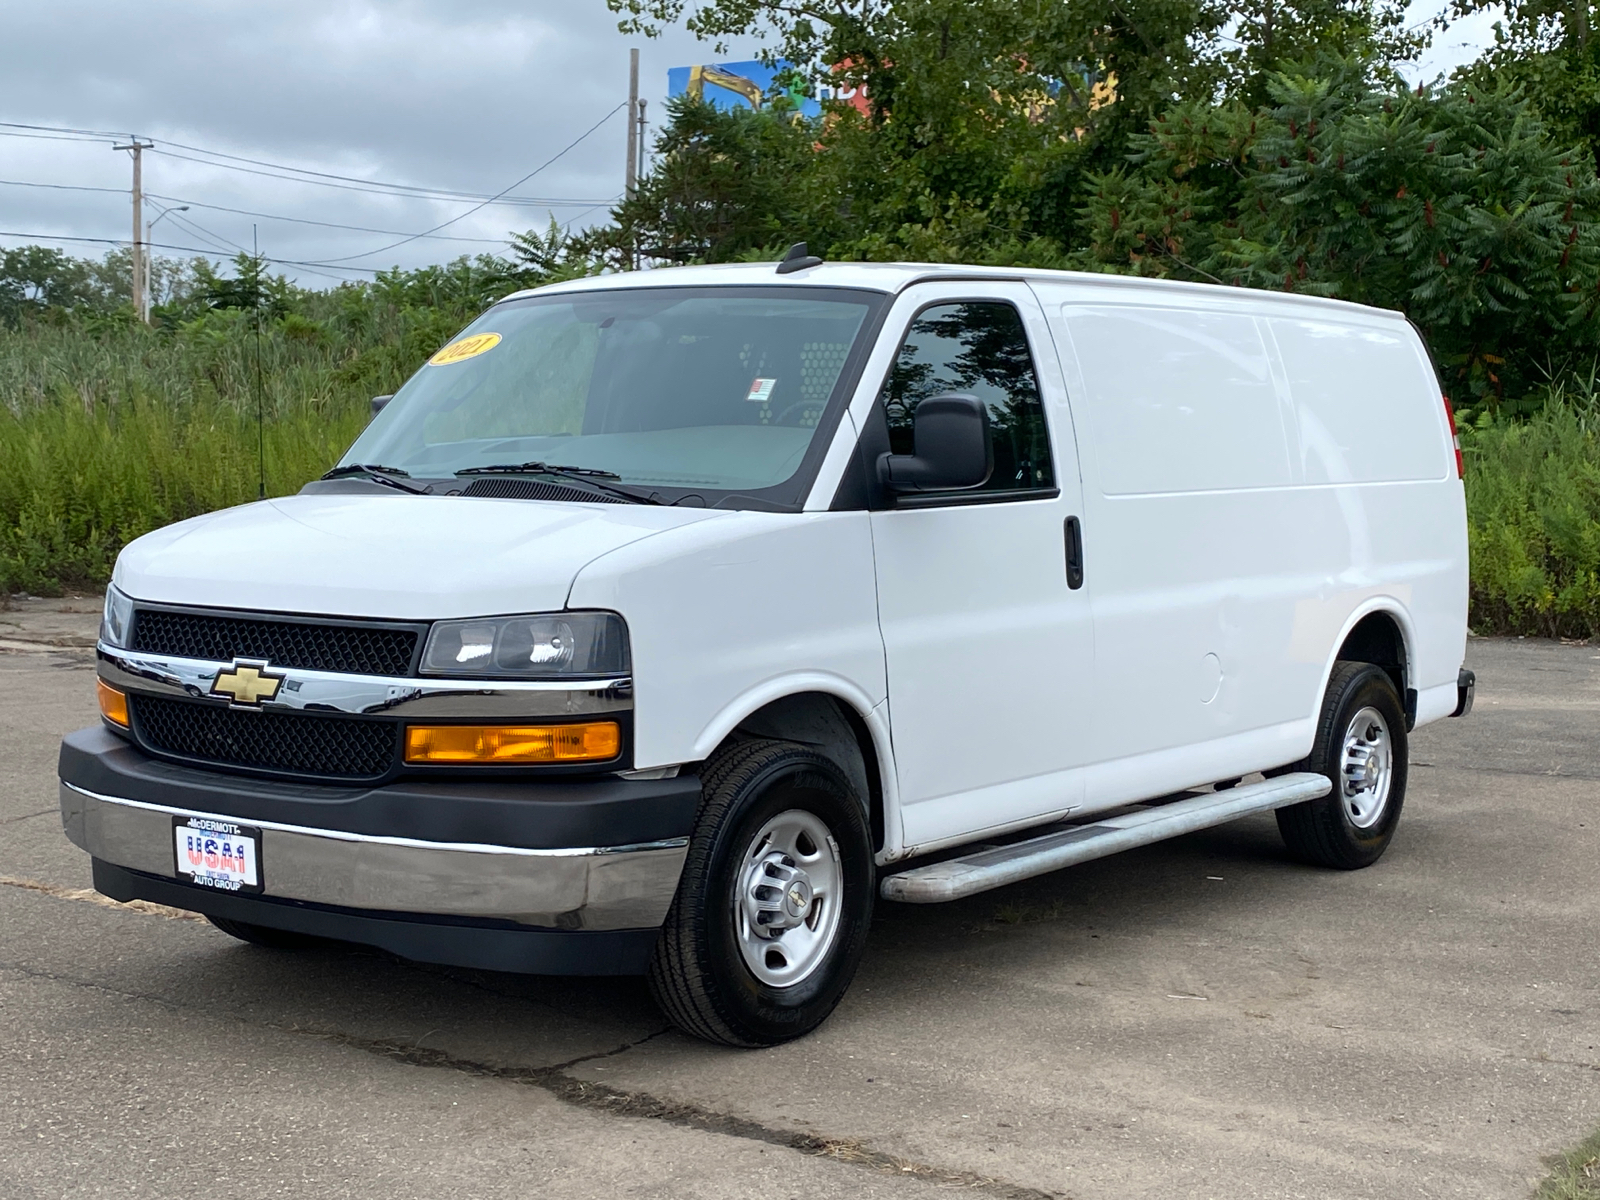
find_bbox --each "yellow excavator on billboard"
[687,64,766,108]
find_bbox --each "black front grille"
[131,695,398,780]
[131,609,419,676]
[462,477,626,503]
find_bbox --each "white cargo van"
[61,252,1474,1046]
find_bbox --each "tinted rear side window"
[879,302,1055,494]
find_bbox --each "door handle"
[1064,516,1084,590]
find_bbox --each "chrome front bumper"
[60,781,688,931]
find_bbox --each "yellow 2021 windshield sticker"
[429,333,501,366]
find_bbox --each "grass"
[0,390,368,593]
[3,304,1600,641]
[1536,1126,1600,1200]
[0,298,471,594]
[1462,401,1600,640]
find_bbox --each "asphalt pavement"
[2,596,1596,1199]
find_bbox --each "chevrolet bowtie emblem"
[210,660,285,707]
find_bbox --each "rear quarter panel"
[1037,279,1467,796]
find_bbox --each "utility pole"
[113,137,153,319]
[637,98,649,180]
[625,48,640,200]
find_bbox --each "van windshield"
[341,286,884,506]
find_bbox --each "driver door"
[864,282,1094,852]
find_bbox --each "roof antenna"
[776,241,823,275]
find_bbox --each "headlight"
[421,611,630,678]
[101,586,134,649]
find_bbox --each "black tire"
[648,738,875,1047]
[206,915,323,950]
[1277,661,1409,869]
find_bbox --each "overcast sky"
[0,0,1498,289]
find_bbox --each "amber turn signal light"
[404,721,621,764]
[97,679,130,728]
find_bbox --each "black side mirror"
[370,394,393,417]
[877,393,993,494]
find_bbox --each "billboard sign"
[666,60,871,118]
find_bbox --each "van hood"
[113,493,725,620]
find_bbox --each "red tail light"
[1441,394,1464,478]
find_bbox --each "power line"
[0,178,127,195]
[1,114,626,271]
[147,145,610,207]
[1,119,616,207]
[145,194,536,240]
[164,210,356,288]
[0,129,117,146]
[0,120,128,138]
[0,178,536,244]
[0,229,387,274]
[145,204,346,292]
[562,198,622,230]
[0,230,241,255]
[1,119,502,200]
[306,102,627,265]
[150,201,366,291]
[154,134,612,203]
[165,209,248,256]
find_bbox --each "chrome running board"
[879,772,1332,904]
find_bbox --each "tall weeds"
[0,302,450,593]
[0,391,368,592]
[1462,401,1600,639]
[4,298,1600,640]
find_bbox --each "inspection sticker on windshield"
[173,816,263,894]
[429,332,501,366]
[746,377,777,403]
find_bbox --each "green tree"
[1221,0,1424,103]
[605,0,1230,256]
[601,96,823,263]
[1451,0,1600,170]
[1079,70,1600,412]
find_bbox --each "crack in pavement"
[0,808,57,825]
[1526,1054,1600,1073]
[316,1029,1064,1199]
[0,911,1064,1200]
[0,875,202,920]
[1414,761,1600,782]
[0,639,96,655]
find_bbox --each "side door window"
[880,302,1055,495]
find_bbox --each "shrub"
[1463,401,1600,638]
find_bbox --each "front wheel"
[1277,661,1409,869]
[648,739,875,1047]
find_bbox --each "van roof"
[500,261,1407,322]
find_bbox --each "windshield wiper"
[321,464,430,494]
[457,462,621,479]
[454,462,662,505]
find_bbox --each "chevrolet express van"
[60,252,1474,1046]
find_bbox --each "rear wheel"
[1277,661,1408,869]
[648,739,874,1047]
[206,916,322,950]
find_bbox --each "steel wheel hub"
[734,808,843,988]
[1339,706,1393,829]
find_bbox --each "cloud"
[0,1,752,283]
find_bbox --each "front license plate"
[173,816,263,894]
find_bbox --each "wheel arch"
[692,677,898,857]
[1319,600,1417,725]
